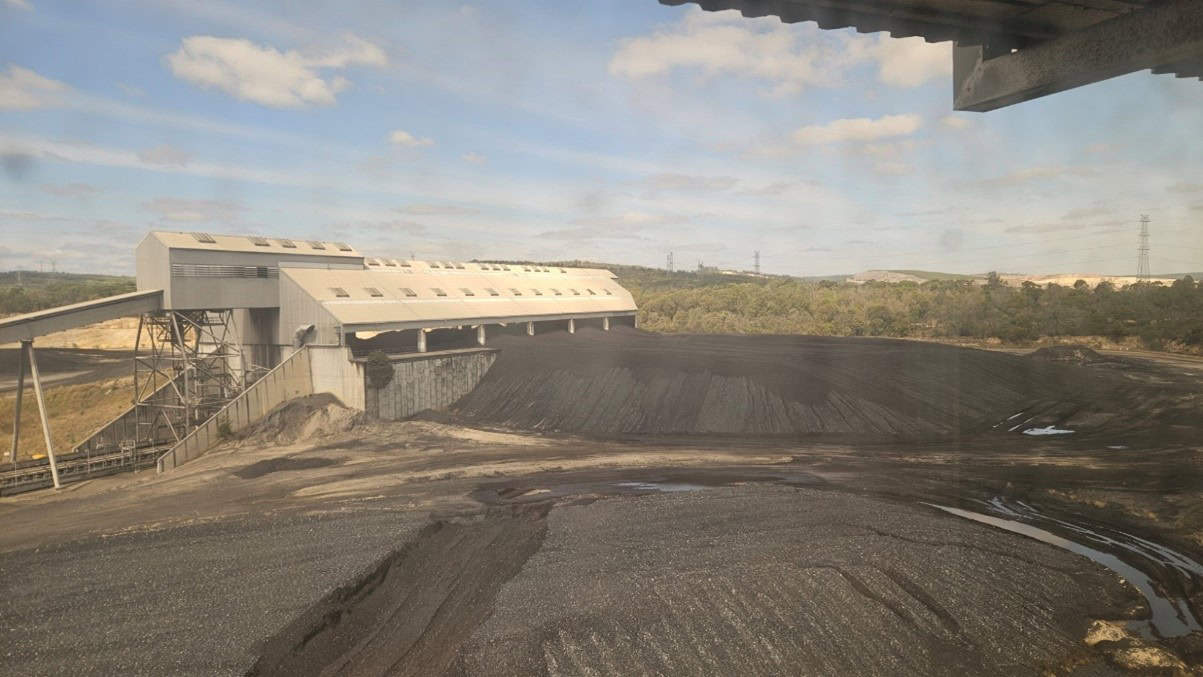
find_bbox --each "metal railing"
[155,347,313,473]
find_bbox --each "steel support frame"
[7,340,61,488]
[133,310,243,450]
[954,0,1203,112]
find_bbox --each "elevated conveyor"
[2,289,163,489]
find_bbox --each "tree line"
[0,273,135,316]
[620,267,1203,351]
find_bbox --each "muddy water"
[932,500,1203,639]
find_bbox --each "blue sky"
[1,0,1201,276]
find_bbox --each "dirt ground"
[1,332,1201,675]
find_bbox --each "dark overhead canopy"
[661,0,1203,111]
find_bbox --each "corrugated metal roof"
[146,231,363,257]
[280,266,636,330]
[664,0,1155,48]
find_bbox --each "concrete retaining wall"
[156,347,313,472]
[310,345,365,410]
[364,348,497,421]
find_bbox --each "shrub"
[365,350,394,389]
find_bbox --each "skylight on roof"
[365,287,383,297]
[192,232,216,243]
[431,287,448,297]
[531,289,543,296]
[277,239,296,248]
[460,288,475,296]
[330,287,349,298]
[400,287,417,297]
[510,288,522,296]
[334,242,353,252]
[309,241,326,250]
[485,287,500,296]
[249,236,270,247]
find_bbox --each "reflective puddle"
[1021,426,1075,436]
[616,481,705,493]
[931,498,1203,639]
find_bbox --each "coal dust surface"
[447,328,1121,438]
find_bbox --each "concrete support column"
[417,329,427,353]
[476,324,486,346]
[603,316,610,331]
[23,341,60,489]
[526,321,534,336]
[9,342,25,466]
[567,318,575,334]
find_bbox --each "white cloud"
[142,197,245,223]
[137,143,192,166]
[165,34,386,108]
[640,172,738,197]
[871,36,951,87]
[462,151,487,164]
[40,183,99,198]
[791,114,922,145]
[388,129,434,147]
[3,0,33,10]
[610,9,840,96]
[0,65,66,110]
[940,115,971,130]
[610,8,950,96]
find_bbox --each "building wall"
[364,349,497,420]
[135,236,171,305]
[278,271,343,348]
[309,345,365,410]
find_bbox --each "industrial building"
[1,231,637,491]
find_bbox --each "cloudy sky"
[1,0,1201,276]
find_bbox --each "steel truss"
[133,310,244,448]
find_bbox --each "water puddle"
[931,498,1203,639]
[615,481,705,493]
[1022,426,1075,436]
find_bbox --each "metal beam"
[8,346,24,466]
[0,289,162,344]
[955,0,1203,111]
[23,341,61,489]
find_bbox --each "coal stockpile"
[448,328,1083,438]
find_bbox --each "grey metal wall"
[278,272,343,347]
[364,349,497,420]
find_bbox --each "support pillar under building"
[568,318,575,334]
[417,328,427,353]
[603,316,610,331]
[476,324,486,346]
[526,321,534,336]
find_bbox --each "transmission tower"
[1137,215,1150,280]
[754,250,761,275]
[667,251,674,273]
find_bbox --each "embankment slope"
[447,329,1098,438]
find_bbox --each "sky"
[1,0,1201,277]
